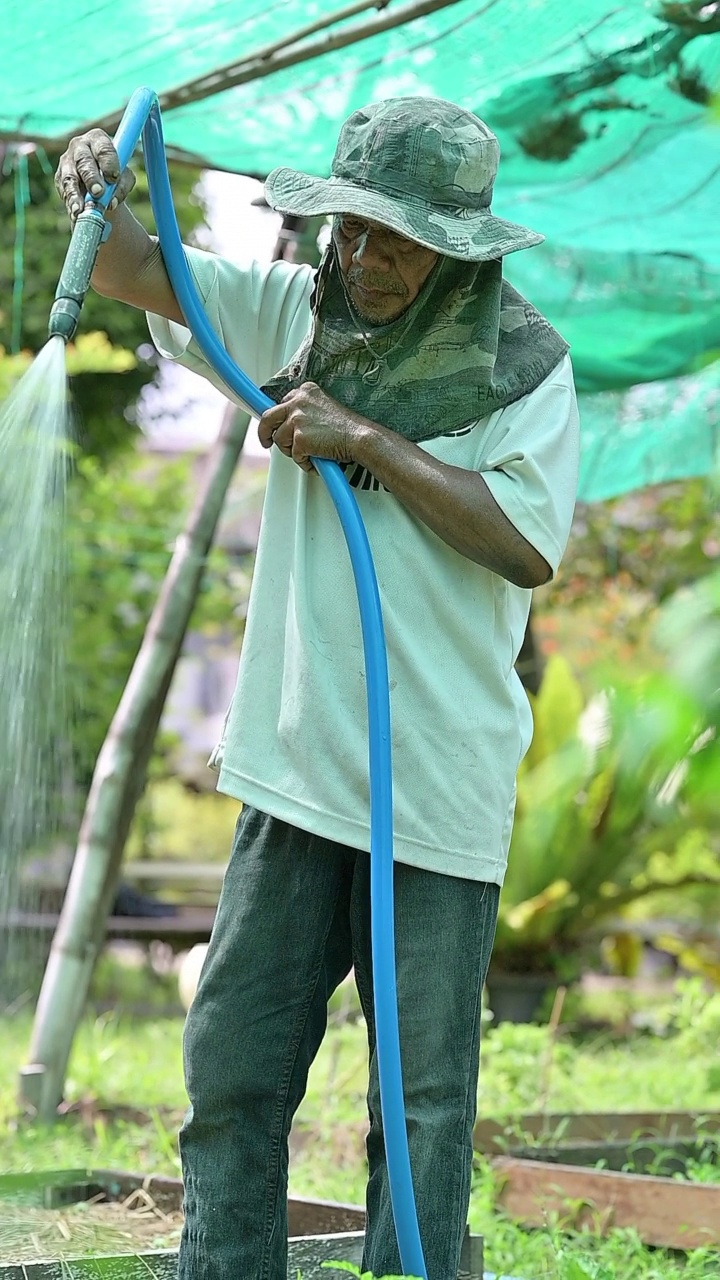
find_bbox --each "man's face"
[333,214,439,325]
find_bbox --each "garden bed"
[476,1111,720,1249]
[0,1169,483,1277]
[5,1007,720,1279]
[0,1239,366,1280]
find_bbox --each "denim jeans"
[178,806,500,1280]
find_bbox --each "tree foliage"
[534,477,720,684]
[556,481,720,606]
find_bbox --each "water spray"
[47,86,427,1280]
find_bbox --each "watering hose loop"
[49,86,427,1280]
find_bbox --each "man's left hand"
[258,382,368,473]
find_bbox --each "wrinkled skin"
[333,213,438,325]
[257,381,365,473]
[257,220,439,465]
[55,128,135,224]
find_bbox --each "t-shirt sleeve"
[477,354,580,575]
[145,247,315,405]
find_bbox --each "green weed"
[2,993,720,1277]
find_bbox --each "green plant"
[65,450,190,791]
[555,1253,616,1280]
[534,479,720,686]
[493,653,720,977]
[126,778,240,868]
[0,330,136,397]
[669,978,720,1056]
[320,1264,422,1279]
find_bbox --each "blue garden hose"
[49,87,427,1280]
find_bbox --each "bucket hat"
[264,97,543,262]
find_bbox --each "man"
[56,97,579,1279]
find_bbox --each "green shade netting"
[3,0,720,498]
[577,359,720,502]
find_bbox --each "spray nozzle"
[48,207,111,343]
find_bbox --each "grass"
[1,984,719,1277]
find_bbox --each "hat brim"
[264,169,543,261]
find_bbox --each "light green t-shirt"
[148,248,580,884]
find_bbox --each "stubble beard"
[347,280,410,326]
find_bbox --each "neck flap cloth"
[263,242,569,443]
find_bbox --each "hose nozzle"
[48,207,108,343]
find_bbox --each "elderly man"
[57,97,579,1280]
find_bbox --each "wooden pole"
[0,0,492,164]
[20,403,251,1119]
[87,0,481,131]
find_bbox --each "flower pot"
[485,971,556,1023]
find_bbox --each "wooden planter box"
[474,1111,720,1250]
[474,1109,720,1154]
[0,1169,483,1278]
[0,1239,367,1280]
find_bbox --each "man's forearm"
[353,419,551,588]
[91,204,183,322]
[258,382,553,587]
[91,204,153,295]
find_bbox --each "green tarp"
[578,361,720,502]
[3,0,720,498]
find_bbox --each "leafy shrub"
[669,978,720,1056]
[66,446,243,798]
[493,645,720,978]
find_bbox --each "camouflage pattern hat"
[264,97,543,262]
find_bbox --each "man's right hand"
[55,129,136,226]
[53,128,184,325]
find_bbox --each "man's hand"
[258,382,369,473]
[259,380,552,584]
[55,129,136,226]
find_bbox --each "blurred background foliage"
[0,148,245,810]
[66,450,242,795]
[0,145,205,460]
[496,651,719,977]
[1,139,718,995]
[495,531,720,986]
[534,478,720,682]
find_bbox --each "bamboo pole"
[20,403,251,1119]
[1,0,483,163]
[89,0,474,130]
